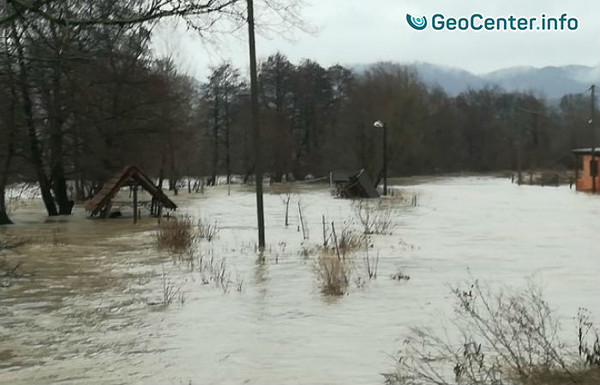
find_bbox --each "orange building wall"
[576,155,600,192]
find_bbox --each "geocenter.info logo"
[406,13,579,31]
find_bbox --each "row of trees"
[0,5,597,224]
[202,56,595,183]
[0,11,200,223]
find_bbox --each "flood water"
[1,177,599,385]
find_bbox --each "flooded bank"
[1,177,599,385]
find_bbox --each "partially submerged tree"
[202,63,246,185]
[0,25,17,224]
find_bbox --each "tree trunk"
[72,125,85,202]
[225,95,231,184]
[51,168,72,214]
[12,21,58,216]
[168,122,177,195]
[48,23,72,215]
[50,119,72,214]
[211,91,219,186]
[0,31,16,225]
[0,189,12,225]
[0,149,13,225]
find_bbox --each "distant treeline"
[0,17,596,222]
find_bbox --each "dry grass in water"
[196,252,242,294]
[315,252,352,296]
[300,244,320,259]
[161,267,183,306]
[390,269,410,281]
[321,219,366,260]
[311,219,378,294]
[353,199,395,235]
[383,280,600,385]
[338,225,367,255]
[197,218,219,241]
[147,266,183,307]
[156,216,196,253]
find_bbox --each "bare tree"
[202,62,245,185]
[0,24,17,224]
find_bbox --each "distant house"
[572,148,600,192]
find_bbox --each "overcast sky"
[152,0,600,80]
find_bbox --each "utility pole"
[592,85,596,143]
[517,128,523,185]
[515,104,540,185]
[591,85,597,193]
[247,0,265,248]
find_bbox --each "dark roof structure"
[84,165,177,216]
[330,170,355,183]
[330,169,380,198]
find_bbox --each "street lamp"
[373,120,387,196]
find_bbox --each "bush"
[197,218,219,241]
[160,267,182,306]
[353,199,394,235]
[323,220,366,260]
[337,225,366,255]
[315,253,351,296]
[156,216,196,253]
[383,280,600,385]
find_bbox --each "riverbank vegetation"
[383,280,600,385]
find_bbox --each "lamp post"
[374,120,387,196]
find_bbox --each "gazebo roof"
[84,165,176,215]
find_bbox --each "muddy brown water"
[1,177,599,385]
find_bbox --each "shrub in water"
[156,216,196,253]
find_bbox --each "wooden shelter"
[572,148,600,193]
[84,165,176,221]
[330,169,380,198]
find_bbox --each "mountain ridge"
[352,62,600,99]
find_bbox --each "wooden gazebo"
[84,165,176,222]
